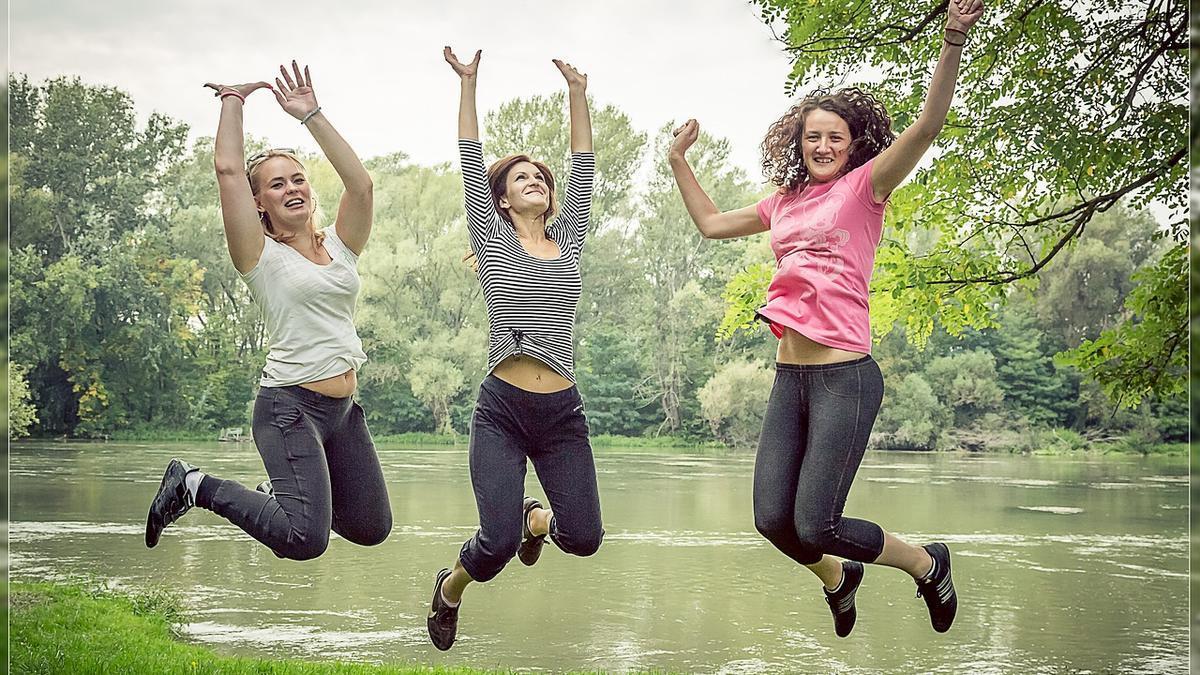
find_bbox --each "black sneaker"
[915,542,957,633]
[823,560,864,637]
[426,568,459,651]
[517,496,547,566]
[145,458,197,548]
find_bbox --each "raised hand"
[947,0,984,34]
[552,59,587,92]
[669,119,700,159]
[273,60,319,121]
[445,47,482,80]
[204,81,273,99]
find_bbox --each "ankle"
[530,508,551,537]
[915,549,935,581]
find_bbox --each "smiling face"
[801,108,852,183]
[499,161,550,216]
[487,154,558,225]
[249,155,313,231]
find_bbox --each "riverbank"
[39,428,1188,456]
[9,582,529,674]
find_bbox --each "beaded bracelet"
[300,106,322,125]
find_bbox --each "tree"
[697,360,774,448]
[1056,245,1187,408]
[924,351,1004,427]
[9,363,37,439]
[873,373,947,450]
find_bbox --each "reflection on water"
[11,442,1189,673]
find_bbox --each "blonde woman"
[145,62,391,560]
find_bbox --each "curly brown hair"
[760,87,896,193]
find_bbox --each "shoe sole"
[145,460,183,548]
[427,568,457,651]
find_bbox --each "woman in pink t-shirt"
[668,0,984,638]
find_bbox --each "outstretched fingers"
[290,60,308,88]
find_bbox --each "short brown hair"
[761,87,896,193]
[486,154,558,225]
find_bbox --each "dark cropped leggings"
[195,385,392,560]
[753,357,886,565]
[459,375,604,583]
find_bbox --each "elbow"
[910,118,943,143]
[214,159,244,178]
[695,220,718,240]
[346,174,374,197]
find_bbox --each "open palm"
[273,60,319,120]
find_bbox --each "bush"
[697,360,774,449]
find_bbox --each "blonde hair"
[246,149,325,246]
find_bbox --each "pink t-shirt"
[755,158,886,353]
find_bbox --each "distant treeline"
[7,75,1185,450]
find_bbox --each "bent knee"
[754,510,793,544]
[341,516,393,547]
[279,534,330,561]
[793,522,836,553]
[562,528,604,557]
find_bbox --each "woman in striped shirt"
[427,46,601,651]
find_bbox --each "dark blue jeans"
[197,385,392,560]
[458,375,604,582]
[753,357,886,565]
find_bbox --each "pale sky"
[11,0,802,182]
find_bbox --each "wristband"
[945,27,967,47]
[219,90,246,103]
[300,106,322,125]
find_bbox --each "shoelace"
[826,589,856,613]
[915,572,954,602]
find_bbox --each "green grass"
[9,582,517,674]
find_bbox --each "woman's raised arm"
[206,81,273,274]
[870,0,984,202]
[272,61,374,255]
[445,47,482,141]
[668,119,768,240]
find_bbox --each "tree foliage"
[7,73,1181,450]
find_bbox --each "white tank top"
[240,226,367,387]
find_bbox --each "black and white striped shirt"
[458,138,595,383]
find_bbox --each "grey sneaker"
[426,568,459,651]
[517,497,548,566]
[145,458,197,548]
[915,542,957,633]
[823,560,864,637]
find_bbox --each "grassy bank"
[10,582,522,674]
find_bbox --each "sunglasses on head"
[246,148,299,167]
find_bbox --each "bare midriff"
[492,354,574,393]
[776,326,867,366]
[299,369,358,398]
